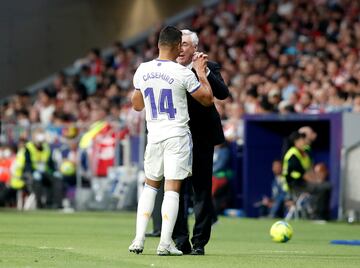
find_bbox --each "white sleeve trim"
[189,83,201,94]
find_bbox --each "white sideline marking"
[38,246,74,250]
[258,250,309,254]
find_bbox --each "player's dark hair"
[158,26,182,47]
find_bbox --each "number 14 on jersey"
[144,87,177,120]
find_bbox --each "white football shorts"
[144,132,193,181]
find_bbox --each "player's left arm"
[207,61,229,100]
[131,89,145,111]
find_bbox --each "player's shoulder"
[175,61,188,68]
[172,62,192,74]
[163,61,191,77]
[135,60,153,75]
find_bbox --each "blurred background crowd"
[0,0,359,219]
[2,0,360,134]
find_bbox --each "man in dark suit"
[173,29,229,255]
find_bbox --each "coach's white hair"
[181,29,199,48]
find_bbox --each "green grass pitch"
[0,210,359,268]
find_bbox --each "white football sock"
[160,191,180,245]
[134,184,158,241]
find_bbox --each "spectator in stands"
[326,91,353,113]
[77,101,91,124]
[29,107,41,124]
[257,160,287,218]
[70,74,88,101]
[278,100,296,114]
[53,126,78,195]
[353,94,360,112]
[34,88,56,125]
[105,84,122,105]
[212,142,233,216]
[52,71,67,93]
[87,48,104,76]
[106,41,125,69]
[222,102,244,145]
[295,92,314,114]
[16,109,30,127]
[267,88,281,112]
[307,162,332,220]
[115,67,132,91]
[0,144,17,206]
[79,105,109,150]
[80,65,97,96]
[78,105,111,187]
[108,103,121,122]
[244,88,259,114]
[15,91,32,113]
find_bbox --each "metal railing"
[1,119,146,211]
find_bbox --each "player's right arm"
[191,76,213,107]
[131,64,145,111]
[131,89,145,111]
[186,56,213,107]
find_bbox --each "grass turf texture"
[0,211,359,268]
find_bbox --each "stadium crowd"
[2,0,360,138]
[0,0,359,212]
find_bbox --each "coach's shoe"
[176,241,192,255]
[157,241,183,256]
[129,239,144,254]
[191,246,205,255]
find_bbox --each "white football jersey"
[133,59,200,143]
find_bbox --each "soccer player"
[128,26,213,256]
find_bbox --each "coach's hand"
[193,53,208,76]
[192,52,208,61]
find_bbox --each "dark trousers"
[173,142,215,248]
[308,182,331,220]
[32,173,63,209]
[0,183,16,206]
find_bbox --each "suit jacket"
[187,61,229,145]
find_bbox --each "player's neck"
[158,51,177,62]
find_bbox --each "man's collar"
[185,61,210,76]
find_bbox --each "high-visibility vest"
[11,142,51,189]
[278,175,289,192]
[282,146,311,180]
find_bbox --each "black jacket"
[187,61,229,145]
